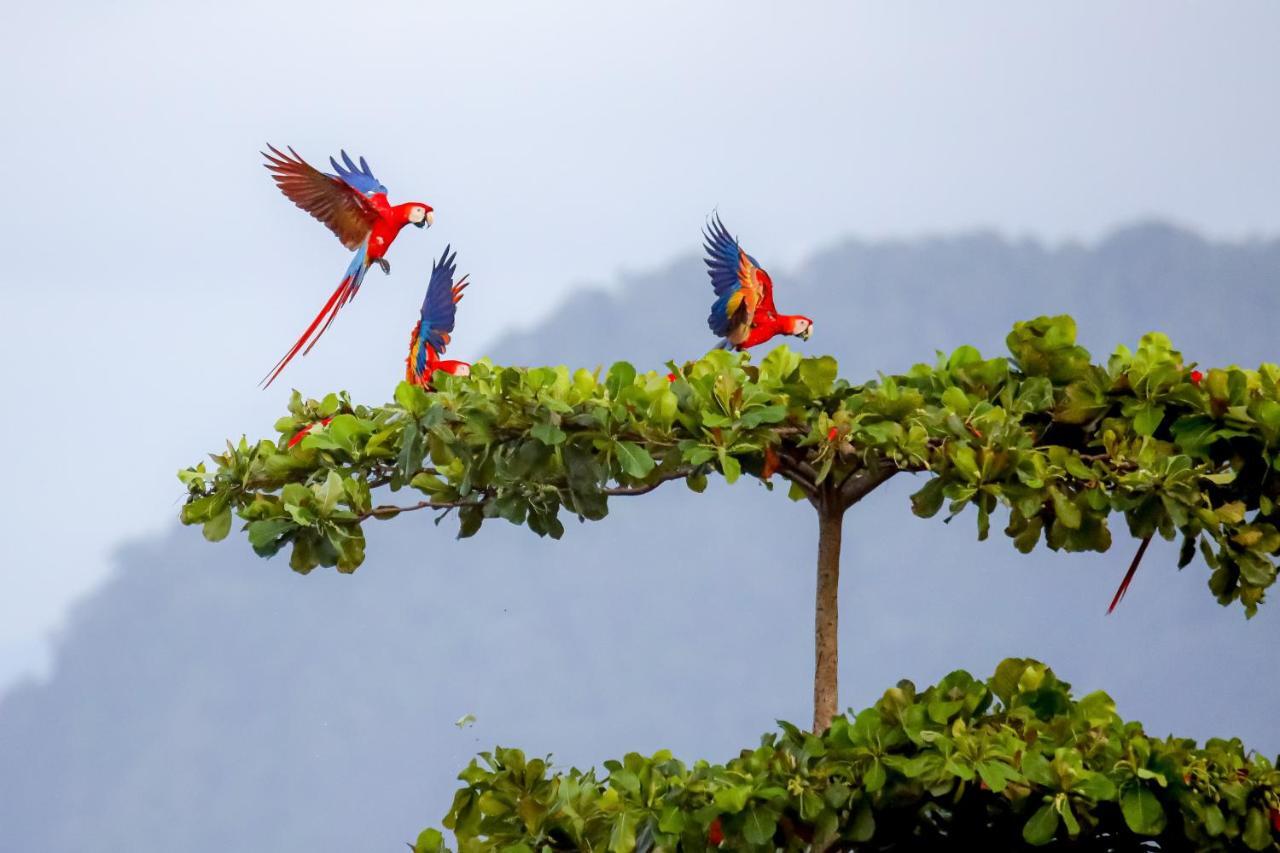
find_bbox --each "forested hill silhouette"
[2,223,1278,853]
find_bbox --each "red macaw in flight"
[406,246,471,387]
[260,145,434,388]
[704,214,812,350]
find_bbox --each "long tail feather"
[260,251,368,389]
[1107,534,1153,614]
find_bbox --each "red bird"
[406,246,471,387]
[260,145,434,388]
[704,214,812,349]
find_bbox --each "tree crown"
[181,315,1280,613]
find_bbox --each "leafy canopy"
[181,316,1280,613]
[413,658,1280,852]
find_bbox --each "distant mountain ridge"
[3,223,1278,853]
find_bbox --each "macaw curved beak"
[801,326,812,341]
[417,210,433,229]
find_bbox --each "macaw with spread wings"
[260,145,434,388]
[407,246,471,387]
[703,214,812,350]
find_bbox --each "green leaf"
[863,759,887,792]
[799,356,838,395]
[202,507,233,542]
[910,478,945,518]
[394,381,431,416]
[1243,806,1271,851]
[941,386,971,417]
[713,785,751,814]
[1052,489,1082,530]
[247,519,293,554]
[719,452,741,485]
[848,802,875,842]
[531,421,567,446]
[615,441,655,479]
[741,805,777,846]
[413,828,444,853]
[315,471,344,515]
[976,760,1019,793]
[606,361,637,398]
[1022,803,1059,846]
[608,811,636,853]
[1120,785,1165,836]
[1133,404,1165,437]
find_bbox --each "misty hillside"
[2,224,1279,853]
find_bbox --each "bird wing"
[262,145,382,250]
[703,214,768,343]
[414,245,469,373]
[327,149,388,196]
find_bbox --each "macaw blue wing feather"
[329,149,387,196]
[418,245,468,357]
[702,213,763,339]
[703,213,743,297]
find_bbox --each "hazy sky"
[1,1,1277,690]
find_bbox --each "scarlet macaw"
[406,246,471,387]
[704,214,812,349]
[260,145,434,388]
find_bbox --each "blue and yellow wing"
[409,246,469,380]
[702,214,766,344]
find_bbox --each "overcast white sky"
[0,1,1277,690]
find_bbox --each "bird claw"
[375,258,391,275]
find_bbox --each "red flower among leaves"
[666,372,677,382]
[707,817,724,847]
[827,427,839,442]
[761,445,780,480]
[1190,369,1204,385]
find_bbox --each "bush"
[415,659,1280,852]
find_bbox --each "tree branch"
[602,468,696,496]
[777,458,819,498]
[356,498,482,522]
[840,464,897,510]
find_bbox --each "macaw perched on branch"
[260,145,434,388]
[703,214,812,350]
[407,245,471,387]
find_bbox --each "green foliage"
[413,659,1280,852]
[181,316,1280,612]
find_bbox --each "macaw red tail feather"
[1107,534,1153,614]
[302,276,360,357]
[260,272,357,389]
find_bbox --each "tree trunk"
[812,501,845,733]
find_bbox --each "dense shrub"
[413,659,1279,852]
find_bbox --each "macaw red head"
[406,204,435,228]
[786,315,814,341]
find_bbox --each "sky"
[0,0,1278,691]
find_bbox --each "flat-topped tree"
[180,315,1280,732]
